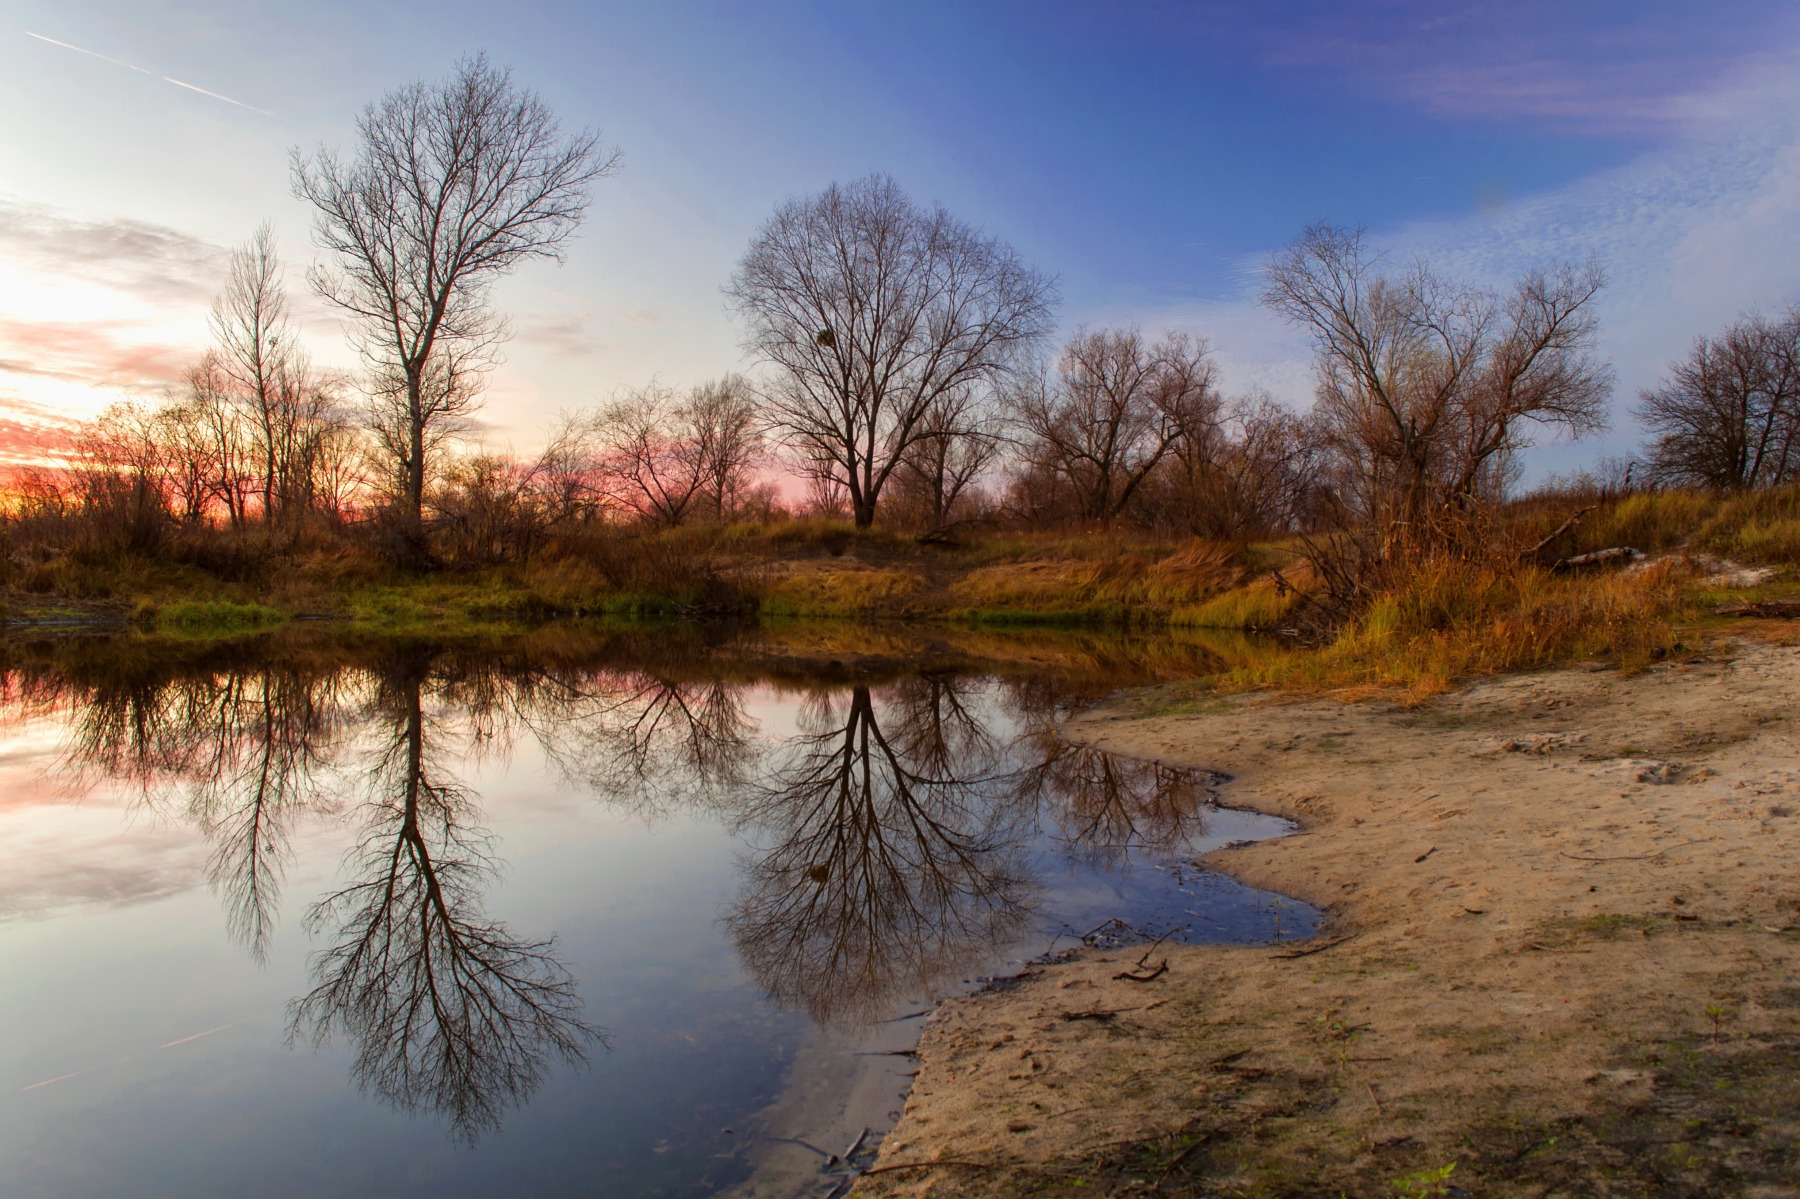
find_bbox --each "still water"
[0,629,1314,1197]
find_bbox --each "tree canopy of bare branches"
[292,53,617,554]
[1007,328,1220,528]
[591,377,762,526]
[726,173,1056,528]
[1635,308,1800,491]
[1149,392,1319,540]
[1263,224,1611,550]
[210,224,351,528]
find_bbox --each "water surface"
[0,628,1314,1197]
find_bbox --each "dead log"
[1553,546,1644,573]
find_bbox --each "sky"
[3,0,1800,478]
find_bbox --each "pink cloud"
[0,316,193,392]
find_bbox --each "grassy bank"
[6,487,1800,696]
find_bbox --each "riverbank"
[856,629,1800,1197]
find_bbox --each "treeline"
[5,54,1798,621]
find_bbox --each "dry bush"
[1224,556,1688,702]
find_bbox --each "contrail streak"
[23,30,272,115]
[23,30,147,73]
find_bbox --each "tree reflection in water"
[1001,676,1220,868]
[38,654,601,1143]
[724,679,1034,1025]
[287,662,601,1144]
[24,641,1237,1138]
[522,672,759,816]
[49,663,349,960]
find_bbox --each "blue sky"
[3,0,1799,474]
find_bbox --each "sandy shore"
[856,636,1800,1197]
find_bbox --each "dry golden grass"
[1531,482,1800,567]
[945,539,1242,619]
[757,562,926,616]
[1218,558,1690,703]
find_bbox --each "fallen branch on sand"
[1553,546,1644,572]
[1271,932,1358,958]
[1115,959,1170,982]
[1525,504,1598,562]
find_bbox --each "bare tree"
[209,222,300,521]
[727,173,1055,528]
[529,411,612,527]
[1007,328,1220,528]
[1636,308,1800,491]
[897,389,1004,532]
[292,53,618,556]
[1262,225,1610,549]
[574,378,765,527]
[594,384,709,527]
[684,374,762,520]
[1152,392,1317,540]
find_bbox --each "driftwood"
[1114,959,1169,983]
[1715,600,1800,619]
[1525,504,1598,563]
[1553,546,1644,573]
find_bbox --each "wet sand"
[857,637,1800,1196]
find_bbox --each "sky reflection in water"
[0,635,1312,1197]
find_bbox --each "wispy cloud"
[515,313,601,356]
[0,317,192,391]
[0,199,227,307]
[1231,1,1800,137]
[0,411,81,473]
[22,30,272,115]
[1109,44,1800,475]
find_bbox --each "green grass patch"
[154,600,287,635]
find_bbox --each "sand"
[854,637,1800,1197]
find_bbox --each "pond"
[0,626,1316,1198]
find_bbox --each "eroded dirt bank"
[856,640,1800,1197]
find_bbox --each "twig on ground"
[857,1160,1086,1180]
[1115,959,1170,982]
[1272,932,1358,958]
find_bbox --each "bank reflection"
[51,663,349,960]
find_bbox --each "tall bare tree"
[727,173,1055,528]
[292,53,618,556]
[1262,225,1610,545]
[210,222,299,521]
[1636,308,1800,491]
[1007,328,1220,528]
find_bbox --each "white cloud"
[1111,48,1800,477]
